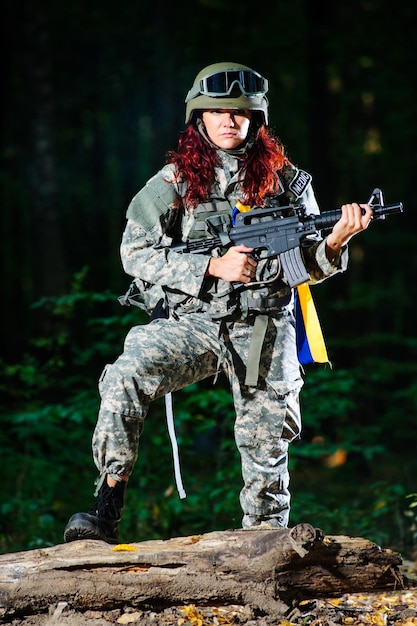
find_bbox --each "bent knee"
[98,362,162,415]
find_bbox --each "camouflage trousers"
[93,308,303,528]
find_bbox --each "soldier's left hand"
[326,203,373,258]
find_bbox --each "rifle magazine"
[280,248,311,288]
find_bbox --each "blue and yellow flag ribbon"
[295,282,329,365]
[231,200,251,225]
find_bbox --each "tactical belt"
[245,292,292,313]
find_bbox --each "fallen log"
[0,524,410,621]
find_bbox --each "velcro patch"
[288,169,312,198]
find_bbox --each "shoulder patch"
[288,169,312,198]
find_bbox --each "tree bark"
[0,525,410,620]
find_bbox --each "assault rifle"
[172,188,403,287]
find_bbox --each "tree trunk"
[0,525,410,621]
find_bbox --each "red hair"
[166,123,289,209]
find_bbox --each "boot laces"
[89,480,125,521]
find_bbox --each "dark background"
[1,0,416,554]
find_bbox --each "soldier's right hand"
[206,245,257,284]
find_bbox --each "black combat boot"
[64,478,126,544]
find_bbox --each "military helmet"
[185,62,269,125]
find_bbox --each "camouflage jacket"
[120,151,348,319]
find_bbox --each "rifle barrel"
[314,202,403,230]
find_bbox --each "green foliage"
[0,269,144,552]
[405,494,417,553]
[290,360,417,552]
[0,400,96,551]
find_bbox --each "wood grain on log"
[0,524,408,620]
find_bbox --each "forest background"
[1,0,417,556]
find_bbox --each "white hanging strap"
[165,392,187,499]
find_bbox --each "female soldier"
[64,62,372,543]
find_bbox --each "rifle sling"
[244,314,269,387]
[242,292,292,387]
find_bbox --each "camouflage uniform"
[93,152,348,528]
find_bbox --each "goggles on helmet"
[185,69,269,102]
